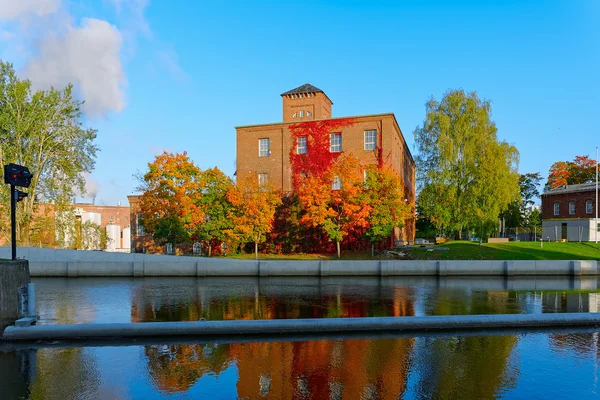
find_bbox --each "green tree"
[0,61,98,244]
[363,166,411,254]
[196,167,234,256]
[414,89,520,239]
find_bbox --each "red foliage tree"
[547,155,598,189]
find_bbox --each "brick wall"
[542,191,598,219]
[282,92,332,122]
[236,113,416,242]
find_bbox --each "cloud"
[24,18,126,118]
[75,173,100,200]
[107,0,151,39]
[0,0,60,20]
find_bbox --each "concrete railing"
[4,313,600,341]
[1,247,598,277]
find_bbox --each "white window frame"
[307,111,312,117]
[258,173,268,186]
[299,110,305,118]
[259,138,270,157]
[332,176,342,190]
[136,213,145,236]
[586,199,593,214]
[330,133,342,153]
[569,201,576,215]
[554,202,560,216]
[364,130,377,150]
[297,136,307,154]
[363,169,368,183]
[293,112,297,118]
[308,93,313,98]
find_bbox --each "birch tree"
[0,61,98,244]
[414,89,519,239]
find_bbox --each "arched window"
[553,202,560,216]
[569,201,576,215]
[586,200,593,214]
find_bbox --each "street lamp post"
[596,146,598,244]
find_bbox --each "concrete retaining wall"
[0,260,30,332]
[1,247,598,277]
[4,312,600,341]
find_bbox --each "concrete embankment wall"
[0,260,29,332]
[4,313,600,341]
[1,247,598,277]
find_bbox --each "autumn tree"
[195,167,234,256]
[226,175,281,259]
[546,155,598,189]
[0,61,98,244]
[363,166,411,254]
[414,89,520,239]
[137,152,203,252]
[298,155,371,258]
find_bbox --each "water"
[2,276,600,399]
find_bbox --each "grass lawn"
[226,241,600,261]
[408,240,600,260]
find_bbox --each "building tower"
[281,84,333,122]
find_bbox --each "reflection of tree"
[230,338,414,399]
[416,289,519,399]
[0,351,30,400]
[28,348,100,400]
[414,335,518,399]
[145,343,230,393]
[130,285,415,322]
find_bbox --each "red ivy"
[289,118,354,189]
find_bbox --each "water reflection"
[5,276,600,399]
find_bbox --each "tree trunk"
[255,242,258,260]
[336,241,341,258]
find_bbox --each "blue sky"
[1,0,598,205]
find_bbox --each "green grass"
[222,241,600,261]
[408,240,600,260]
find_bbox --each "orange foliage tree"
[297,154,371,257]
[137,152,203,251]
[226,175,281,259]
[547,155,598,189]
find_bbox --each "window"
[259,138,270,157]
[332,176,341,190]
[291,94,296,99]
[364,130,377,150]
[554,202,560,216]
[297,136,307,154]
[569,201,576,215]
[307,111,312,117]
[258,173,268,186]
[300,110,305,118]
[586,200,593,214]
[330,133,342,152]
[308,93,313,98]
[300,93,304,98]
[136,213,145,236]
[293,112,297,118]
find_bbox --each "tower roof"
[280,83,324,96]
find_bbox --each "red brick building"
[541,183,599,241]
[236,84,416,243]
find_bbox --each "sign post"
[3,164,32,260]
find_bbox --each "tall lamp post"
[596,147,598,244]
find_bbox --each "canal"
[2,276,600,399]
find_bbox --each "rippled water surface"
[2,276,600,399]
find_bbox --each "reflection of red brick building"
[236,84,416,243]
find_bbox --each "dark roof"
[281,83,324,96]
[542,182,598,195]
